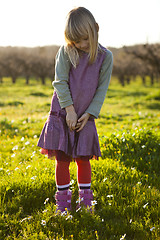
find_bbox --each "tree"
[124,44,160,85]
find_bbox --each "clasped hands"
[65,105,90,132]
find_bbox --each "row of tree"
[111,43,160,86]
[0,43,160,85]
[0,45,59,85]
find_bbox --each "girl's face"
[73,37,90,53]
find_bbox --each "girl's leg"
[55,160,70,191]
[75,158,91,190]
[75,158,93,209]
[55,151,72,212]
[55,150,71,190]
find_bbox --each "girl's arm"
[53,46,73,108]
[53,46,77,131]
[85,50,113,118]
[65,104,78,131]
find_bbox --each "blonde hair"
[64,7,99,67]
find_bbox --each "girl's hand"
[65,105,78,131]
[76,113,90,132]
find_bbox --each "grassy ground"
[0,77,160,239]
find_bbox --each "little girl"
[38,7,113,212]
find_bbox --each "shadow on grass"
[0,101,24,107]
[2,181,56,216]
[99,113,131,122]
[30,92,49,97]
[108,89,148,98]
[8,101,24,106]
[146,103,160,110]
[100,129,160,189]
[0,102,5,107]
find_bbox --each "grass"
[0,77,160,239]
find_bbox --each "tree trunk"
[126,77,130,84]
[41,76,45,85]
[150,74,154,85]
[12,76,16,84]
[26,76,29,85]
[119,76,125,86]
[142,76,146,85]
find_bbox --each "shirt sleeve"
[52,46,73,108]
[85,50,113,118]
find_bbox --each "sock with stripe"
[76,158,91,190]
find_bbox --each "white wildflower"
[61,211,67,216]
[12,145,18,151]
[150,227,155,231]
[21,137,24,141]
[103,177,107,182]
[66,214,73,220]
[129,219,132,223]
[11,153,16,158]
[102,219,104,222]
[11,120,14,123]
[141,145,146,148]
[41,220,46,226]
[31,151,36,158]
[44,198,49,205]
[137,181,142,185]
[23,120,26,124]
[131,167,135,170]
[33,135,37,138]
[31,176,37,180]
[132,133,135,137]
[143,203,149,209]
[91,200,97,206]
[109,203,111,205]
[0,168,3,171]
[25,141,30,145]
[70,180,74,185]
[76,197,84,204]
[107,195,113,198]
[120,233,126,240]
[76,207,82,212]
[15,167,19,171]
[15,129,18,132]
[26,165,31,169]
[42,209,48,213]
[20,216,32,222]
[20,217,28,222]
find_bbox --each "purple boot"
[78,189,93,209]
[55,190,72,213]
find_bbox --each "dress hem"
[39,147,100,161]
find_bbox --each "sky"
[0,0,160,48]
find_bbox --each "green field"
[0,77,160,239]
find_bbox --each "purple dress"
[37,49,106,160]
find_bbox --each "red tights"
[55,152,91,190]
